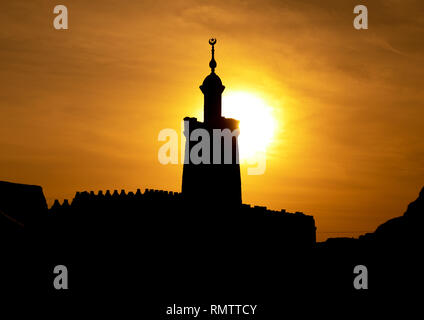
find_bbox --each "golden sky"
[1,0,423,240]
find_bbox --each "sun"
[222,91,276,160]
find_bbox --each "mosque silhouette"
[47,38,317,247]
[182,38,242,207]
[0,39,422,306]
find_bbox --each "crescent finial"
[208,38,217,73]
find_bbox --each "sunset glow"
[1,1,423,241]
[223,91,276,160]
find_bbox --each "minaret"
[200,38,225,124]
[182,39,242,208]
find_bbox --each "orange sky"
[1,0,423,240]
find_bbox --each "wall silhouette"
[48,187,316,248]
[1,180,419,301]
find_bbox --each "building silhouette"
[182,38,242,207]
[44,39,316,247]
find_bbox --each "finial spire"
[209,38,217,73]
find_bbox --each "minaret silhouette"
[182,39,242,208]
[201,38,225,124]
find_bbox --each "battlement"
[183,116,239,131]
[51,189,313,222]
[51,188,182,209]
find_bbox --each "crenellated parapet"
[48,188,316,246]
[51,188,183,210]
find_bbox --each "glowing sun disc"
[222,91,276,160]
